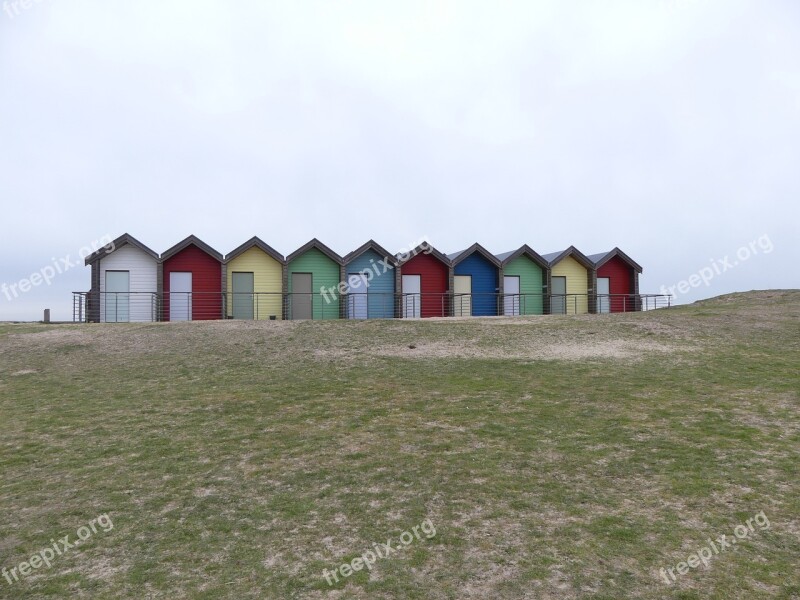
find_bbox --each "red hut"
[588,247,642,313]
[161,235,223,321]
[397,244,451,318]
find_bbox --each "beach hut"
[587,248,642,313]
[161,235,223,321]
[542,246,594,315]
[285,239,343,320]
[495,245,549,316]
[448,244,501,317]
[342,240,397,319]
[396,244,450,318]
[224,237,284,320]
[84,233,159,322]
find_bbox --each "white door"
[347,273,369,319]
[503,276,520,316]
[597,277,610,314]
[170,272,192,321]
[105,271,130,322]
[454,275,472,316]
[402,275,421,318]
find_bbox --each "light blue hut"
[342,240,398,319]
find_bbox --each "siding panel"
[345,249,395,319]
[98,245,158,322]
[400,253,448,318]
[287,248,340,320]
[226,247,283,320]
[551,256,589,314]
[504,256,544,315]
[163,245,223,320]
[454,253,499,316]
[597,255,634,312]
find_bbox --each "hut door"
[597,277,610,313]
[170,272,192,321]
[232,272,255,320]
[105,271,130,323]
[551,276,566,314]
[347,273,368,319]
[402,275,421,318]
[292,273,313,320]
[454,275,472,317]
[503,276,520,316]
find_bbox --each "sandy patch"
[359,339,677,361]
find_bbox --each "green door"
[232,272,254,320]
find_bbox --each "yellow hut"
[224,237,284,320]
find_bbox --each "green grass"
[0,290,799,599]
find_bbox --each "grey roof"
[541,251,563,262]
[542,246,594,269]
[447,249,467,260]
[343,239,398,266]
[396,243,451,266]
[586,251,611,264]
[495,250,516,262]
[589,247,643,272]
[224,236,284,265]
[84,233,159,265]
[160,235,223,262]
[448,243,501,268]
[495,245,549,269]
[285,238,344,265]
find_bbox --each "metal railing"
[72,291,671,322]
[73,291,160,323]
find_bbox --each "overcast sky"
[1,0,797,320]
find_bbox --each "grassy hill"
[1,290,798,599]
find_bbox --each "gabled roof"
[448,243,501,268]
[224,236,284,265]
[285,238,344,265]
[343,239,398,267]
[396,242,451,266]
[586,252,608,263]
[495,244,549,270]
[541,246,594,270]
[84,233,159,265]
[160,235,223,262]
[589,247,643,273]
